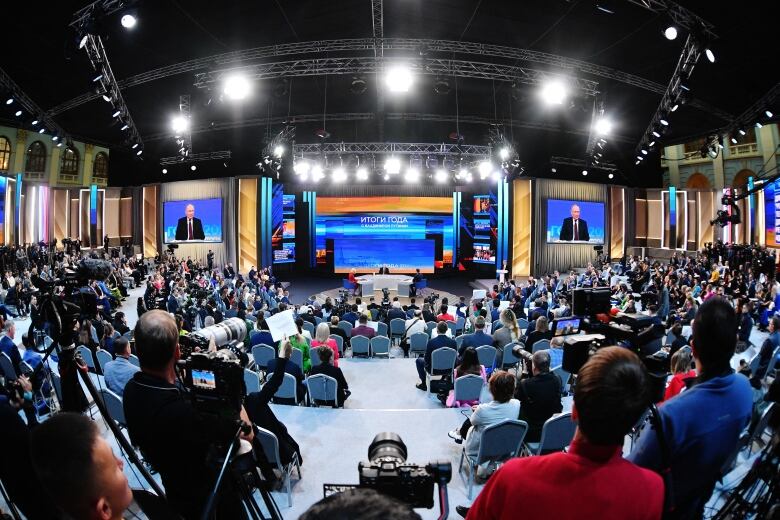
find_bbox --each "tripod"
[202,424,282,520]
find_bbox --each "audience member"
[267,341,307,404]
[437,304,455,322]
[103,337,139,397]
[445,347,486,407]
[352,314,377,339]
[514,349,563,443]
[328,315,349,346]
[311,322,340,367]
[300,488,420,520]
[458,316,493,356]
[662,347,696,402]
[521,315,553,352]
[309,346,350,407]
[415,321,457,391]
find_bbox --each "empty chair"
[455,316,466,335]
[427,347,457,392]
[748,352,761,375]
[272,373,299,405]
[499,344,520,370]
[301,321,316,338]
[243,368,261,394]
[377,321,388,338]
[252,344,276,373]
[128,354,140,368]
[370,309,380,321]
[517,318,530,330]
[328,334,344,356]
[409,332,429,358]
[524,412,577,455]
[452,374,484,405]
[551,365,571,395]
[390,319,406,342]
[415,278,427,295]
[446,321,458,337]
[746,402,776,456]
[351,335,370,357]
[0,352,18,380]
[532,339,551,353]
[455,334,470,351]
[425,321,437,337]
[255,427,302,506]
[77,345,96,372]
[96,350,113,374]
[475,345,497,369]
[338,321,353,337]
[290,348,304,371]
[371,336,391,358]
[459,419,528,499]
[306,374,339,407]
[97,388,126,427]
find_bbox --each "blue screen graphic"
[163,198,223,243]
[546,199,605,244]
[335,239,434,272]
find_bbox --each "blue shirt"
[460,331,493,352]
[22,349,42,372]
[548,347,563,369]
[0,335,21,372]
[628,372,752,515]
[104,357,140,397]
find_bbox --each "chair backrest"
[310,347,323,368]
[492,320,503,332]
[665,329,676,346]
[290,348,304,370]
[455,334,468,350]
[416,279,427,290]
[351,335,370,355]
[342,279,354,290]
[255,426,283,469]
[0,352,18,380]
[252,344,276,370]
[96,350,114,374]
[748,352,761,374]
[747,402,776,448]
[501,343,519,368]
[431,347,457,372]
[390,318,406,336]
[98,388,126,426]
[370,336,391,356]
[328,334,344,355]
[314,316,323,325]
[243,368,261,394]
[517,318,529,330]
[532,339,551,353]
[446,320,458,337]
[307,374,338,406]
[301,321,316,337]
[128,354,140,368]
[551,365,571,394]
[425,321,437,336]
[338,321,353,336]
[763,347,780,380]
[453,374,484,403]
[455,316,466,332]
[409,332,429,354]
[377,321,388,338]
[370,309,380,321]
[475,345,497,368]
[476,419,529,465]
[534,412,577,455]
[77,345,96,370]
[273,373,298,401]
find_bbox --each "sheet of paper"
[447,305,458,317]
[472,289,487,300]
[366,321,379,332]
[266,309,299,342]
[498,300,510,311]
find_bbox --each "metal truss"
[82,34,143,150]
[0,66,71,144]
[292,142,492,157]
[585,97,603,157]
[159,150,231,166]
[69,0,135,29]
[625,0,716,39]
[176,94,192,157]
[262,125,296,158]
[550,156,618,171]
[193,56,600,95]
[722,82,780,136]
[372,0,383,56]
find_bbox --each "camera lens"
[368,432,408,463]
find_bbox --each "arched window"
[25,141,47,174]
[0,136,11,172]
[686,172,711,189]
[93,151,109,178]
[60,147,80,176]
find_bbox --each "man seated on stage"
[558,203,590,242]
[378,264,390,275]
[351,315,376,339]
[416,321,457,391]
[410,268,423,296]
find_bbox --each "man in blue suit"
[415,322,457,391]
[458,317,493,357]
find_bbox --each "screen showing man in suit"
[546,199,604,244]
[163,198,223,243]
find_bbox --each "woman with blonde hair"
[311,322,340,367]
[492,309,521,349]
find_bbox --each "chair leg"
[285,468,292,507]
[467,461,475,500]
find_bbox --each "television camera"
[424,292,440,307]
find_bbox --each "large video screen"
[316,196,453,272]
[163,198,223,243]
[764,180,780,247]
[546,199,605,244]
[335,239,434,273]
[473,243,495,264]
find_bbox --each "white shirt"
[404,318,426,337]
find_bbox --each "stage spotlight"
[635,160,641,165]
[652,130,662,138]
[659,118,669,126]
[597,141,604,149]
[190,165,197,171]
[649,141,656,148]
[384,156,401,174]
[491,170,502,182]
[31,119,38,126]
[766,110,774,118]
[294,160,311,176]
[171,116,189,134]
[384,174,390,181]
[38,128,45,134]
[223,74,251,100]
[273,145,285,158]
[499,147,510,161]
[312,164,325,182]
[121,123,129,130]
[738,128,746,136]
[92,74,103,83]
[385,65,413,93]
[102,94,112,103]
[121,14,137,29]
[756,122,763,129]
[551,167,557,173]
[112,109,122,118]
[730,137,738,144]
[356,166,369,181]
[608,173,614,179]
[56,142,63,148]
[14,110,22,117]
[594,118,612,136]
[162,168,168,174]
[705,48,715,63]
[636,155,644,161]
[539,80,567,105]
[582,170,588,176]
[136,149,143,156]
[434,77,451,95]
[664,26,678,40]
[478,160,493,179]
[405,168,420,183]
[332,167,347,183]
[641,149,648,155]
[464,173,473,183]
[131,143,139,149]
[350,76,367,95]
[5,98,13,105]
[79,35,89,49]
[434,169,448,183]
[670,103,679,112]
[458,168,469,180]
[52,136,59,141]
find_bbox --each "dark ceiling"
[0,0,776,187]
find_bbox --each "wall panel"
[238,178,258,273]
[511,179,532,277]
[609,186,625,259]
[143,185,158,257]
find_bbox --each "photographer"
[123,310,255,518]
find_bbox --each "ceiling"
[0,0,775,187]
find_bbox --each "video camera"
[424,293,440,306]
[179,351,245,421]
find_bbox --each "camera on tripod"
[424,293,440,306]
[180,351,245,420]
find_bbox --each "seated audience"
[328,315,349,346]
[311,322,340,367]
[521,315,553,352]
[514,350,563,443]
[415,321,457,391]
[663,347,696,402]
[492,309,521,356]
[400,309,426,357]
[437,304,455,323]
[103,337,139,397]
[309,346,350,407]
[351,314,376,339]
[458,316,493,356]
[386,301,407,323]
[283,318,311,372]
[267,342,307,404]
[445,347,486,407]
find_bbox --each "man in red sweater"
[466,347,663,520]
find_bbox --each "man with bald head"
[559,203,590,241]
[175,203,205,240]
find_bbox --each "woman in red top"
[663,347,696,402]
[311,323,340,367]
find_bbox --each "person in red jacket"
[663,347,696,402]
[464,347,663,520]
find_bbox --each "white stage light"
[608,173,614,179]
[664,26,678,40]
[766,110,774,118]
[5,98,13,105]
[649,141,656,147]
[136,149,143,156]
[384,174,390,181]
[582,170,588,176]
[539,80,567,105]
[14,110,22,117]
[670,103,679,112]
[273,145,285,158]
[756,122,763,129]
[121,14,137,28]
[131,143,139,149]
[478,160,493,179]
[405,168,421,183]
[171,116,189,134]
[385,65,413,93]
[491,171,502,182]
[56,142,62,147]
[112,110,122,118]
[738,128,746,136]
[121,124,129,130]
[434,169,448,183]
[79,35,89,49]
[31,119,38,126]
[332,167,347,183]
[223,75,251,101]
[52,136,59,141]
[102,94,112,103]
[659,119,669,126]
[38,128,45,134]
[464,172,473,183]
[730,137,738,144]
[705,48,715,63]
[294,160,311,176]
[356,167,369,181]
[551,167,557,173]
[594,118,612,136]
[636,155,644,161]
[190,165,197,171]
[499,147,510,161]
[384,156,401,175]
[311,164,325,182]
[162,168,168,174]
[641,149,648,155]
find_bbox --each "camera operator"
[123,310,255,518]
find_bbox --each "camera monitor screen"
[163,198,223,243]
[546,199,605,244]
[553,317,581,337]
[191,369,216,390]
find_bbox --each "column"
[13,129,27,173]
[83,143,95,186]
[666,144,681,186]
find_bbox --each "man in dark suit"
[458,317,493,356]
[558,204,589,241]
[514,350,563,443]
[267,355,306,404]
[223,263,236,280]
[378,265,390,274]
[410,268,423,296]
[174,204,206,241]
[309,346,350,406]
[415,322,457,391]
[386,301,407,324]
